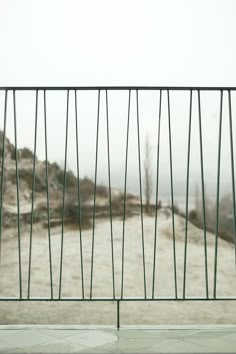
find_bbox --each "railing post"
[117,300,120,329]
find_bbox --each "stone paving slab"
[0,325,235,353]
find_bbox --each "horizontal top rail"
[1,86,236,91]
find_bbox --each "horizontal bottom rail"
[0,297,236,301]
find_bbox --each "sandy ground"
[0,209,236,325]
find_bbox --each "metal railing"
[0,86,236,327]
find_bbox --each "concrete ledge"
[0,324,236,330]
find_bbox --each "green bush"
[189,209,198,221]
[60,196,91,229]
[96,185,108,198]
[18,147,36,160]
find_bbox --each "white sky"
[0,0,236,86]
[0,0,236,203]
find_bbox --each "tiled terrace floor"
[0,325,236,353]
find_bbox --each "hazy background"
[1,0,236,208]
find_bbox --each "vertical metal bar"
[59,90,70,299]
[13,90,22,299]
[74,90,85,299]
[106,90,116,299]
[197,90,209,299]
[117,300,120,329]
[90,90,100,299]
[44,90,53,299]
[228,90,236,268]
[214,90,223,298]
[183,90,193,299]
[167,90,178,299]
[136,90,147,299]
[28,90,38,299]
[121,90,131,299]
[152,90,162,299]
[0,90,7,261]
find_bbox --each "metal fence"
[0,87,236,327]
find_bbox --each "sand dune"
[0,209,235,325]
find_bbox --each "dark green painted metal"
[90,90,100,299]
[121,90,131,299]
[13,90,22,299]
[183,90,192,299]
[106,90,116,299]
[117,300,120,329]
[0,297,236,301]
[0,90,7,261]
[197,90,209,299]
[44,91,53,299]
[167,90,178,299]
[27,90,38,299]
[74,90,85,299]
[136,90,147,299]
[228,91,236,269]
[214,90,223,298]
[0,87,235,322]
[152,90,162,299]
[59,90,70,299]
[1,86,236,91]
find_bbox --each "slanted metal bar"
[0,90,7,261]
[59,90,70,299]
[183,90,193,299]
[228,90,236,268]
[214,90,223,298]
[121,90,131,299]
[74,90,85,299]
[152,90,162,299]
[106,90,116,299]
[1,86,236,307]
[44,90,53,299]
[167,90,178,299]
[13,90,22,299]
[28,90,38,299]
[197,90,209,298]
[90,90,100,299]
[136,90,147,299]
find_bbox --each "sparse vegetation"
[61,198,92,229]
[18,147,35,160]
[193,185,235,244]
[189,209,198,221]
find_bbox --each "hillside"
[1,130,234,246]
[0,131,139,232]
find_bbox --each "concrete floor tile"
[0,330,18,338]
[116,329,171,339]
[0,330,56,348]
[0,339,18,353]
[187,329,236,339]
[165,330,200,338]
[221,333,236,343]
[95,342,151,353]
[96,337,173,353]
[148,339,207,353]
[23,338,89,353]
[3,350,26,354]
[184,337,236,353]
[0,327,236,353]
[65,330,117,348]
[37,329,84,339]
